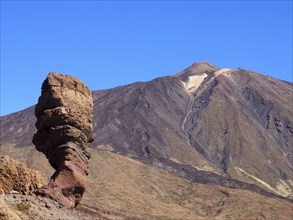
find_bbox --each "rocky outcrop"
[32,72,93,208]
[0,156,45,195]
[0,193,98,220]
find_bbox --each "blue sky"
[1,1,292,116]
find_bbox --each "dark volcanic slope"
[1,62,292,199]
[92,77,191,158]
[0,106,35,146]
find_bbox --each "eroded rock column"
[33,72,93,208]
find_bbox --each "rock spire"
[32,72,93,208]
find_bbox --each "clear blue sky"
[1,1,292,116]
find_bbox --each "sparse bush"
[16,201,31,212]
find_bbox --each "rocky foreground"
[1,152,292,220]
[0,156,44,195]
[0,156,96,220]
[0,194,98,220]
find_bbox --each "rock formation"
[0,156,45,195]
[32,72,93,208]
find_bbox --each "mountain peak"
[175,61,219,78]
[191,61,219,69]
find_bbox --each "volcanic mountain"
[0,62,292,218]
[93,62,292,199]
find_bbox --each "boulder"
[0,156,44,195]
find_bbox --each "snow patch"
[182,73,207,93]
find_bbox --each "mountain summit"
[176,61,219,77]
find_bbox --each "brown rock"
[32,72,93,208]
[0,156,45,195]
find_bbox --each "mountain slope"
[1,145,292,220]
[1,62,292,200]
[90,62,293,198]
